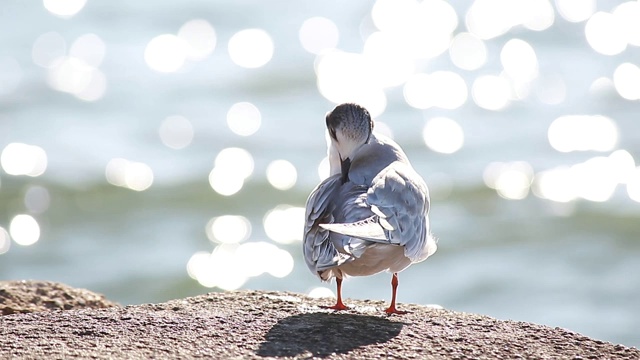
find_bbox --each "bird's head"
[325,103,373,166]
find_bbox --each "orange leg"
[323,277,348,310]
[385,273,408,315]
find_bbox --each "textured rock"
[0,285,638,359]
[0,280,118,315]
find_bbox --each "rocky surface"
[0,280,118,315]
[0,282,638,359]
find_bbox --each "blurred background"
[1,0,639,348]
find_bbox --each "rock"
[0,285,638,359]
[0,280,118,315]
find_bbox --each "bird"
[303,103,437,314]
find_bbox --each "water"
[1,0,640,349]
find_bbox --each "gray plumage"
[303,103,437,284]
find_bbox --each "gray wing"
[321,161,434,262]
[303,174,349,274]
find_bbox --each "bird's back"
[346,132,410,186]
[303,132,436,279]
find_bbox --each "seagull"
[303,103,437,314]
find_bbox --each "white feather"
[303,110,436,281]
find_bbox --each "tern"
[303,103,437,314]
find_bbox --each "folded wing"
[303,175,349,274]
[319,162,434,263]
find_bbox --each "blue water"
[1,0,639,349]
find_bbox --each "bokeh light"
[501,39,539,83]
[206,215,251,244]
[226,102,262,136]
[371,0,457,60]
[238,242,294,278]
[178,19,217,61]
[362,31,415,88]
[214,147,254,179]
[313,0,460,116]
[47,56,93,93]
[465,0,515,40]
[403,73,435,109]
[449,32,487,71]
[1,143,48,177]
[144,34,187,73]
[43,0,87,18]
[404,72,468,110]
[187,241,294,289]
[534,151,634,203]
[159,115,194,149]
[235,242,290,278]
[307,287,335,299]
[613,1,640,47]
[32,32,66,68]
[209,167,244,196]
[472,75,511,110]
[315,50,387,117]
[9,215,40,246]
[186,251,213,284]
[422,117,464,154]
[534,166,576,203]
[74,69,107,101]
[548,115,618,152]
[263,205,305,244]
[228,29,274,69]
[613,63,640,101]
[627,167,640,203]
[299,17,339,54]
[584,12,626,56]
[555,0,595,23]
[266,160,298,190]
[466,0,554,39]
[484,161,534,200]
[70,33,106,68]
[608,150,636,184]
[569,156,618,202]
[105,158,154,191]
[47,56,107,101]
[209,148,254,196]
[371,0,420,34]
[38,33,107,101]
[187,245,246,290]
[0,227,10,255]
[522,0,555,31]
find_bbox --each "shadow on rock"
[256,312,404,358]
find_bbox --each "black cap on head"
[325,103,373,142]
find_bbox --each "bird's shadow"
[256,312,404,358]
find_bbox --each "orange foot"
[322,301,349,311]
[384,305,410,315]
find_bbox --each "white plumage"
[303,103,436,314]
